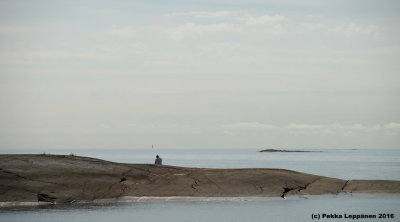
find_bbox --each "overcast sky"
[0,0,399,150]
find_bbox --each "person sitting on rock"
[154,155,162,165]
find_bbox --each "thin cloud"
[300,23,326,31]
[287,123,377,131]
[239,14,288,35]
[128,123,204,135]
[223,122,400,136]
[384,122,400,130]
[159,13,382,41]
[159,23,241,41]
[332,23,380,39]
[306,14,323,19]
[0,26,30,33]
[167,11,238,19]
[241,14,288,25]
[110,27,137,38]
[158,13,289,40]
[89,8,119,16]
[224,122,281,130]
[222,122,281,136]
[2,50,114,62]
[287,122,399,136]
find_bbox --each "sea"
[0,148,399,222]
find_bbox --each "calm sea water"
[1,148,399,222]
[0,195,399,222]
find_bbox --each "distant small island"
[259,149,321,153]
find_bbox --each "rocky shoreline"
[1,154,399,205]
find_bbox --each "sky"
[0,0,399,150]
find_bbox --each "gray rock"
[0,154,399,204]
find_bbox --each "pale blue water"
[1,148,399,222]
[0,195,399,222]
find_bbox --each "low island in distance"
[0,154,399,205]
[259,149,322,152]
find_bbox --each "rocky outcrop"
[0,154,399,204]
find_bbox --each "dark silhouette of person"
[154,155,162,165]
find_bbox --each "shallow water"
[0,194,399,222]
[1,148,399,221]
